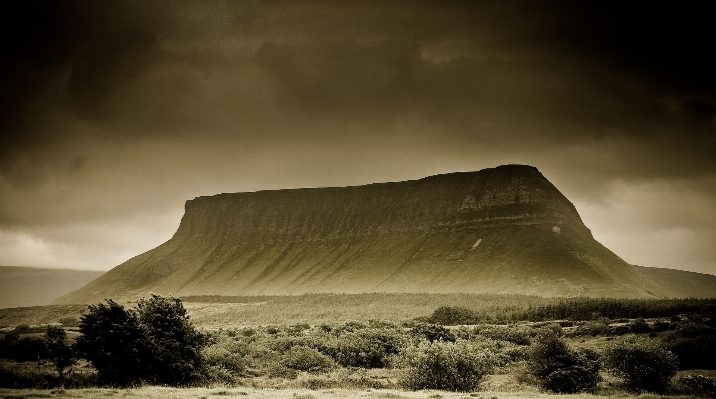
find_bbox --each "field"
[2,294,716,398]
[0,386,707,399]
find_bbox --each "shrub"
[571,320,608,337]
[283,345,334,373]
[0,331,46,361]
[331,332,386,368]
[76,299,152,386]
[410,323,456,343]
[602,336,678,393]
[678,374,716,398]
[472,324,532,346]
[629,318,650,333]
[398,340,494,392]
[202,344,245,375]
[44,326,76,382]
[662,322,716,369]
[527,328,600,393]
[77,295,206,387]
[137,294,206,385]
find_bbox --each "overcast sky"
[1,1,715,275]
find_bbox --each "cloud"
[0,1,714,273]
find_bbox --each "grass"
[3,294,714,330]
[184,293,556,329]
[0,387,702,399]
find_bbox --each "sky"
[1,1,715,275]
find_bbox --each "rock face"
[55,164,714,304]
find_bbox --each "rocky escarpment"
[55,165,710,304]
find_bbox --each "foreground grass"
[0,387,703,399]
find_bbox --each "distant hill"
[55,165,716,304]
[0,266,104,308]
[635,266,716,298]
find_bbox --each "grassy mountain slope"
[635,266,716,298]
[54,165,713,304]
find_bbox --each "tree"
[76,299,152,386]
[603,336,678,393]
[137,294,205,385]
[527,328,601,393]
[76,296,206,386]
[44,325,76,384]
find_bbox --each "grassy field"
[2,295,715,398]
[3,294,715,330]
[0,386,704,399]
[183,293,553,329]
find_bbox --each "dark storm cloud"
[248,1,716,182]
[0,0,164,184]
[1,1,715,272]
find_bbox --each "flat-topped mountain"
[55,165,716,304]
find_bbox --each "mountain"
[54,165,716,304]
[0,266,104,308]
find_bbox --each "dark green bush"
[77,295,206,387]
[570,320,608,337]
[527,328,600,393]
[76,300,152,386]
[662,322,716,370]
[0,331,47,361]
[0,364,97,389]
[331,332,387,368]
[472,324,532,346]
[603,336,678,393]
[629,318,650,333]
[44,325,76,381]
[398,340,494,392]
[678,374,716,398]
[410,323,456,343]
[283,345,334,373]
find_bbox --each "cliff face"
[55,165,709,304]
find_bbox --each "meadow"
[1,294,715,398]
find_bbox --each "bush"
[410,323,456,343]
[44,326,76,382]
[629,318,650,333]
[662,322,716,370]
[283,345,334,373]
[527,328,600,393]
[602,336,678,393]
[678,374,716,397]
[137,294,206,385]
[76,299,152,386]
[0,331,47,361]
[472,324,532,346]
[77,295,205,387]
[398,340,494,392]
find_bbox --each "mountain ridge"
[54,165,716,304]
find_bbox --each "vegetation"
[2,294,716,395]
[136,295,206,385]
[76,299,154,386]
[661,321,716,370]
[44,326,76,383]
[677,374,716,398]
[397,340,494,392]
[602,336,678,393]
[74,296,206,387]
[527,328,600,393]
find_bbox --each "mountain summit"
[55,165,716,304]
